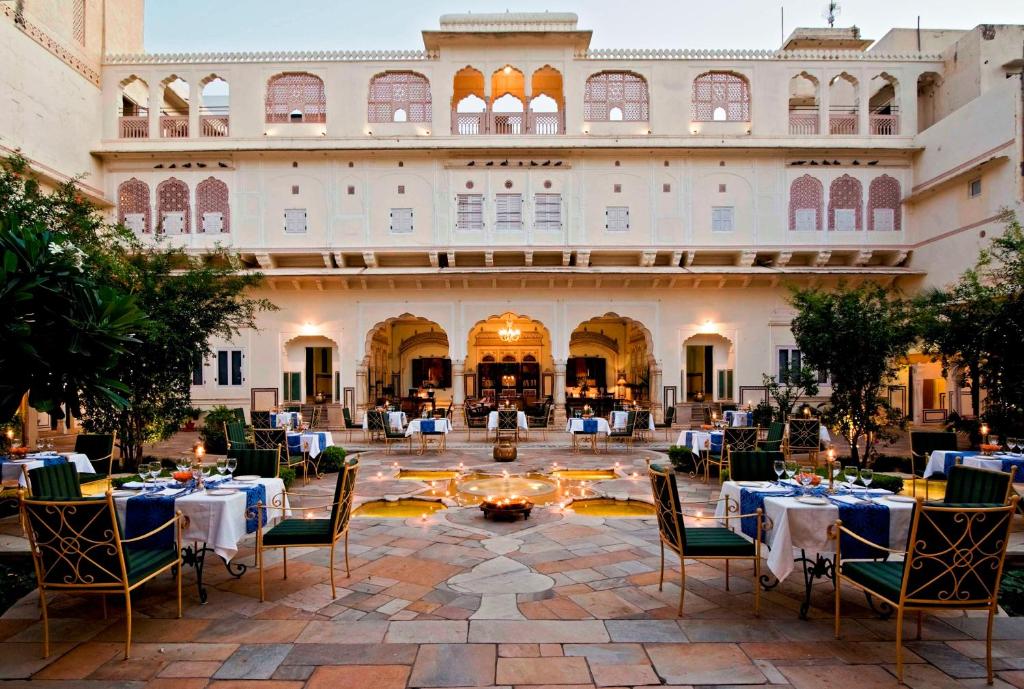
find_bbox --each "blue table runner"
[582,418,598,434]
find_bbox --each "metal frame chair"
[704,427,758,483]
[464,406,489,441]
[73,431,117,494]
[649,463,763,616]
[654,406,677,441]
[224,421,252,451]
[833,497,1019,683]
[909,430,959,498]
[256,457,359,601]
[495,408,520,444]
[786,418,822,467]
[20,491,183,659]
[605,411,636,453]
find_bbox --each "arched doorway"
[569,314,655,415]
[362,315,450,412]
[466,313,551,407]
[683,333,735,402]
[283,335,339,404]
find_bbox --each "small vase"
[493,439,517,462]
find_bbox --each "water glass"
[843,465,858,490]
[226,457,237,479]
[859,468,874,501]
[784,461,798,481]
[216,458,227,476]
[799,465,814,494]
[773,460,785,481]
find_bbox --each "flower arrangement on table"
[8,446,28,457]
[980,443,1002,456]
[581,405,594,418]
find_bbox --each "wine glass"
[46,439,54,452]
[784,461,798,482]
[216,458,227,478]
[773,459,785,482]
[35,439,44,453]
[798,465,813,494]
[843,465,858,491]
[147,462,161,492]
[832,462,843,484]
[226,457,237,481]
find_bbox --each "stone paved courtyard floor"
[2,438,1024,688]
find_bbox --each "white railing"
[160,115,189,138]
[200,115,229,137]
[580,48,943,61]
[788,111,819,135]
[119,116,149,139]
[450,110,564,135]
[104,49,437,64]
[529,112,563,135]
[491,112,525,135]
[452,112,485,135]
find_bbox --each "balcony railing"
[451,110,565,135]
[119,115,149,139]
[869,113,899,135]
[788,110,819,135]
[200,115,230,137]
[829,111,858,135]
[160,115,189,138]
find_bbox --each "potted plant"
[181,406,202,432]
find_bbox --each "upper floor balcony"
[100,47,943,150]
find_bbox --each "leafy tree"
[790,282,917,466]
[83,248,275,469]
[0,158,145,420]
[762,366,819,423]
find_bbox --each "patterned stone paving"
[2,442,1024,687]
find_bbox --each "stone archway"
[361,314,450,411]
[682,331,735,403]
[465,312,553,409]
[281,334,340,405]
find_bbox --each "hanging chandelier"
[498,316,521,343]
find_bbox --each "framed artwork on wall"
[251,387,278,411]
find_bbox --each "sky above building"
[143,0,1024,53]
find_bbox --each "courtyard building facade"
[4,3,1024,427]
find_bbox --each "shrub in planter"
[667,445,697,472]
[198,405,237,454]
[317,446,347,473]
[279,466,297,488]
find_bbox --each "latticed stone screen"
[583,72,649,121]
[867,175,901,231]
[157,178,191,234]
[828,175,863,231]
[196,177,230,233]
[118,178,150,233]
[788,175,823,231]
[265,73,327,123]
[692,72,750,122]
[72,0,85,44]
[368,71,432,123]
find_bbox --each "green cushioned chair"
[257,456,360,601]
[253,428,309,480]
[648,463,763,616]
[227,447,281,479]
[758,421,785,452]
[27,463,83,499]
[706,427,759,484]
[73,432,116,494]
[19,492,182,660]
[834,497,1019,684]
[230,407,246,425]
[224,421,252,451]
[654,406,677,441]
[250,410,272,428]
[370,411,411,455]
[939,464,1016,506]
[728,450,784,483]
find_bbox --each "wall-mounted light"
[301,322,319,335]
[698,319,717,334]
[503,65,512,75]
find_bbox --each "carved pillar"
[148,79,162,139]
[355,365,368,411]
[188,72,200,139]
[819,76,830,135]
[452,359,465,427]
[650,363,664,422]
[910,363,923,426]
[553,359,567,423]
[858,75,870,136]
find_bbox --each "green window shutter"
[717,369,734,400]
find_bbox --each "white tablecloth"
[362,411,407,432]
[288,431,334,459]
[115,477,288,562]
[3,453,95,487]
[405,418,453,437]
[610,411,656,431]
[785,423,832,444]
[270,412,301,428]
[488,411,528,431]
[923,450,976,478]
[565,418,612,435]
[724,410,753,427]
[715,481,914,582]
[675,430,722,453]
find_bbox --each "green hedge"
[317,446,347,473]
[198,405,238,454]
[667,445,698,472]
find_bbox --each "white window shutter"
[161,211,184,234]
[794,208,816,231]
[202,212,224,233]
[124,213,146,233]
[834,208,856,231]
[872,208,894,231]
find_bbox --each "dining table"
[715,479,915,618]
[269,411,302,428]
[2,452,95,487]
[287,430,334,459]
[488,410,528,432]
[362,411,407,432]
[924,450,1024,478]
[114,475,288,603]
[676,429,723,454]
[610,410,656,431]
[723,410,753,427]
